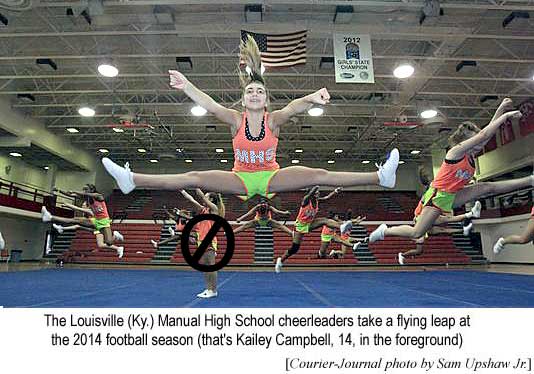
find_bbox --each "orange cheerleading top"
[339,232,350,241]
[232,112,280,172]
[90,200,109,220]
[431,155,476,193]
[296,200,319,224]
[321,225,335,236]
[176,219,186,232]
[195,207,217,246]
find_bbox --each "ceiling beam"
[4,88,532,99]
[2,24,534,41]
[2,54,534,64]
[1,72,533,83]
[36,0,534,12]
[12,101,508,111]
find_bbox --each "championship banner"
[334,33,374,84]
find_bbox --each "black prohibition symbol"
[180,214,235,272]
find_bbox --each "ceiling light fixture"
[191,105,207,116]
[393,63,415,79]
[308,106,324,117]
[97,63,119,77]
[78,107,95,117]
[420,109,438,119]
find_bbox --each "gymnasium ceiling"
[0,0,533,169]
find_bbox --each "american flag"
[241,30,307,68]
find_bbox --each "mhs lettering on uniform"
[235,148,276,164]
[455,169,473,180]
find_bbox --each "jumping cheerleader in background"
[369,98,530,244]
[180,189,225,299]
[42,185,124,258]
[234,197,292,236]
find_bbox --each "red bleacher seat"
[67,223,161,263]
[365,225,471,265]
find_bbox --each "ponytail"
[239,34,266,88]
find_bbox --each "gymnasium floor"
[1,265,534,308]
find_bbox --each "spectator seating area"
[0,184,485,267]
[108,189,420,222]
[53,221,479,267]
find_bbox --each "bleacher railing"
[0,177,75,208]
